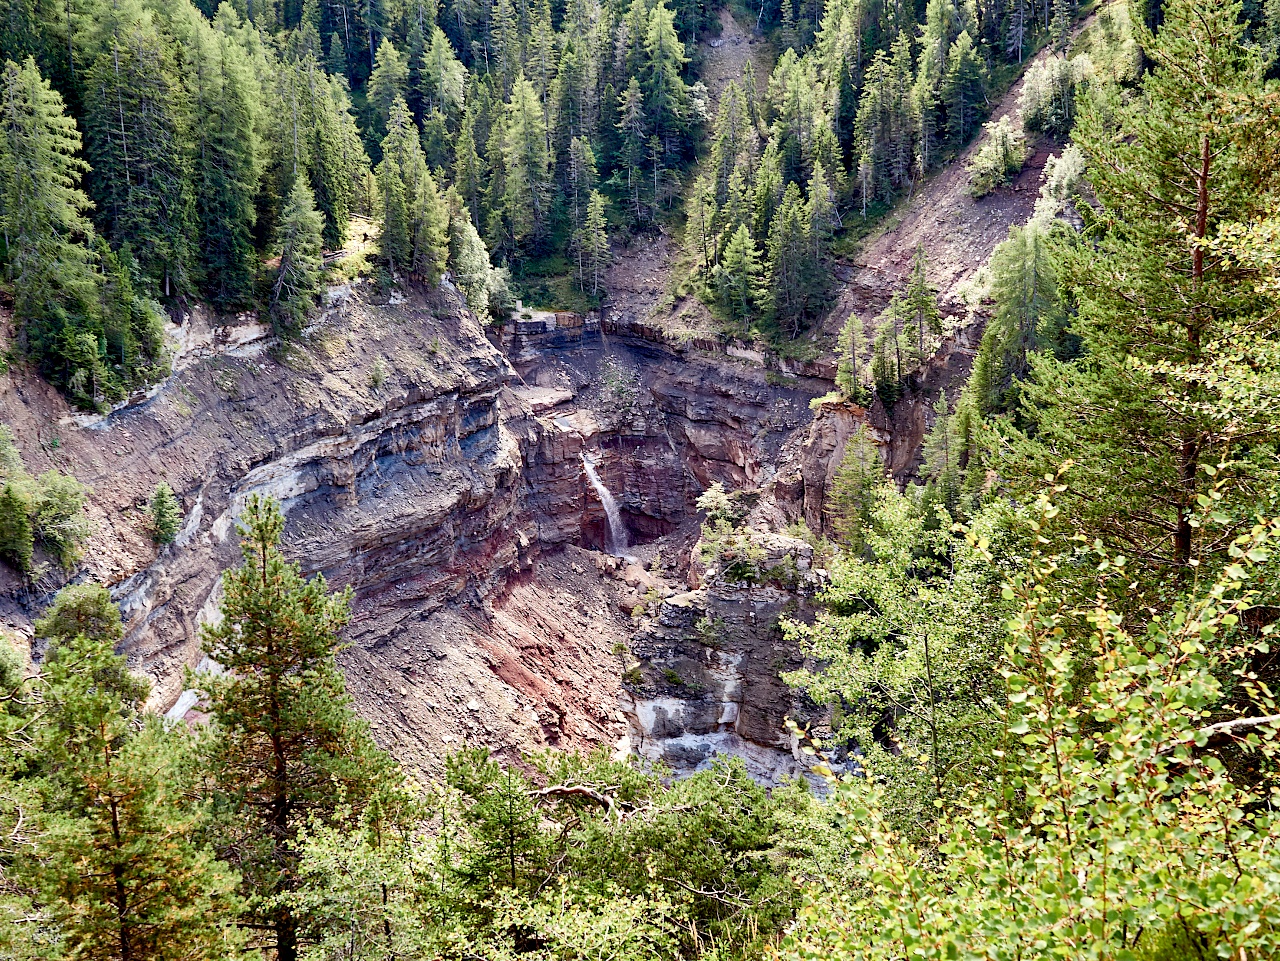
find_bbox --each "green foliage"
[572,189,610,298]
[0,57,168,409]
[149,481,182,546]
[197,495,393,961]
[966,114,1028,197]
[824,424,882,554]
[834,312,871,405]
[0,481,33,573]
[967,219,1065,416]
[294,747,803,960]
[0,583,242,961]
[270,177,326,337]
[1019,54,1088,137]
[779,505,1280,961]
[83,11,193,296]
[713,224,768,330]
[998,0,1280,578]
[0,427,90,573]
[27,631,240,961]
[785,485,1009,833]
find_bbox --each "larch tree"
[575,189,609,297]
[501,74,551,253]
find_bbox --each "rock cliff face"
[1,284,641,772]
[619,533,824,784]
[0,280,839,778]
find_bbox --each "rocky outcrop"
[618,532,826,784]
[0,284,643,775]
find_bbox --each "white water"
[583,454,632,559]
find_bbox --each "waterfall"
[582,453,632,559]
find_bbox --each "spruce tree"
[199,496,391,961]
[642,0,690,160]
[0,57,101,394]
[149,481,181,546]
[447,188,497,316]
[942,31,986,146]
[835,311,870,405]
[715,224,766,328]
[767,182,818,336]
[190,28,259,309]
[366,37,407,145]
[412,167,449,283]
[270,178,326,336]
[83,17,193,296]
[377,95,429,272]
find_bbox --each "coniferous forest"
[2,0,1280,951]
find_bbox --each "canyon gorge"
[0,50,1055,780]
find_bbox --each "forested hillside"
[0,0,1144,410]
[3,0,1280,954]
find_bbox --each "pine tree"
[686,172,716,274]
[270,177,325,336]
[642,0,690,159]
[872,303,905,404]
[423,26,465,115]
[149,481,181,545]
[27,589,239,961]
[973,222,1062,414]
[309,74,365,250]
[199,496,392,961]
[325,31,348,76]
[565,135,598,243]
[808,160,835,270]
[1002,0,1280,574]
[405,16,427,122]
[901,245,941,357]
[767,182,818,336]
[921,391,961,508]
[377,96,426,271]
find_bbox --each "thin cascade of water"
[582,453,632,559]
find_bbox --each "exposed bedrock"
[1,282,888,780]
[619,532,825,784]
